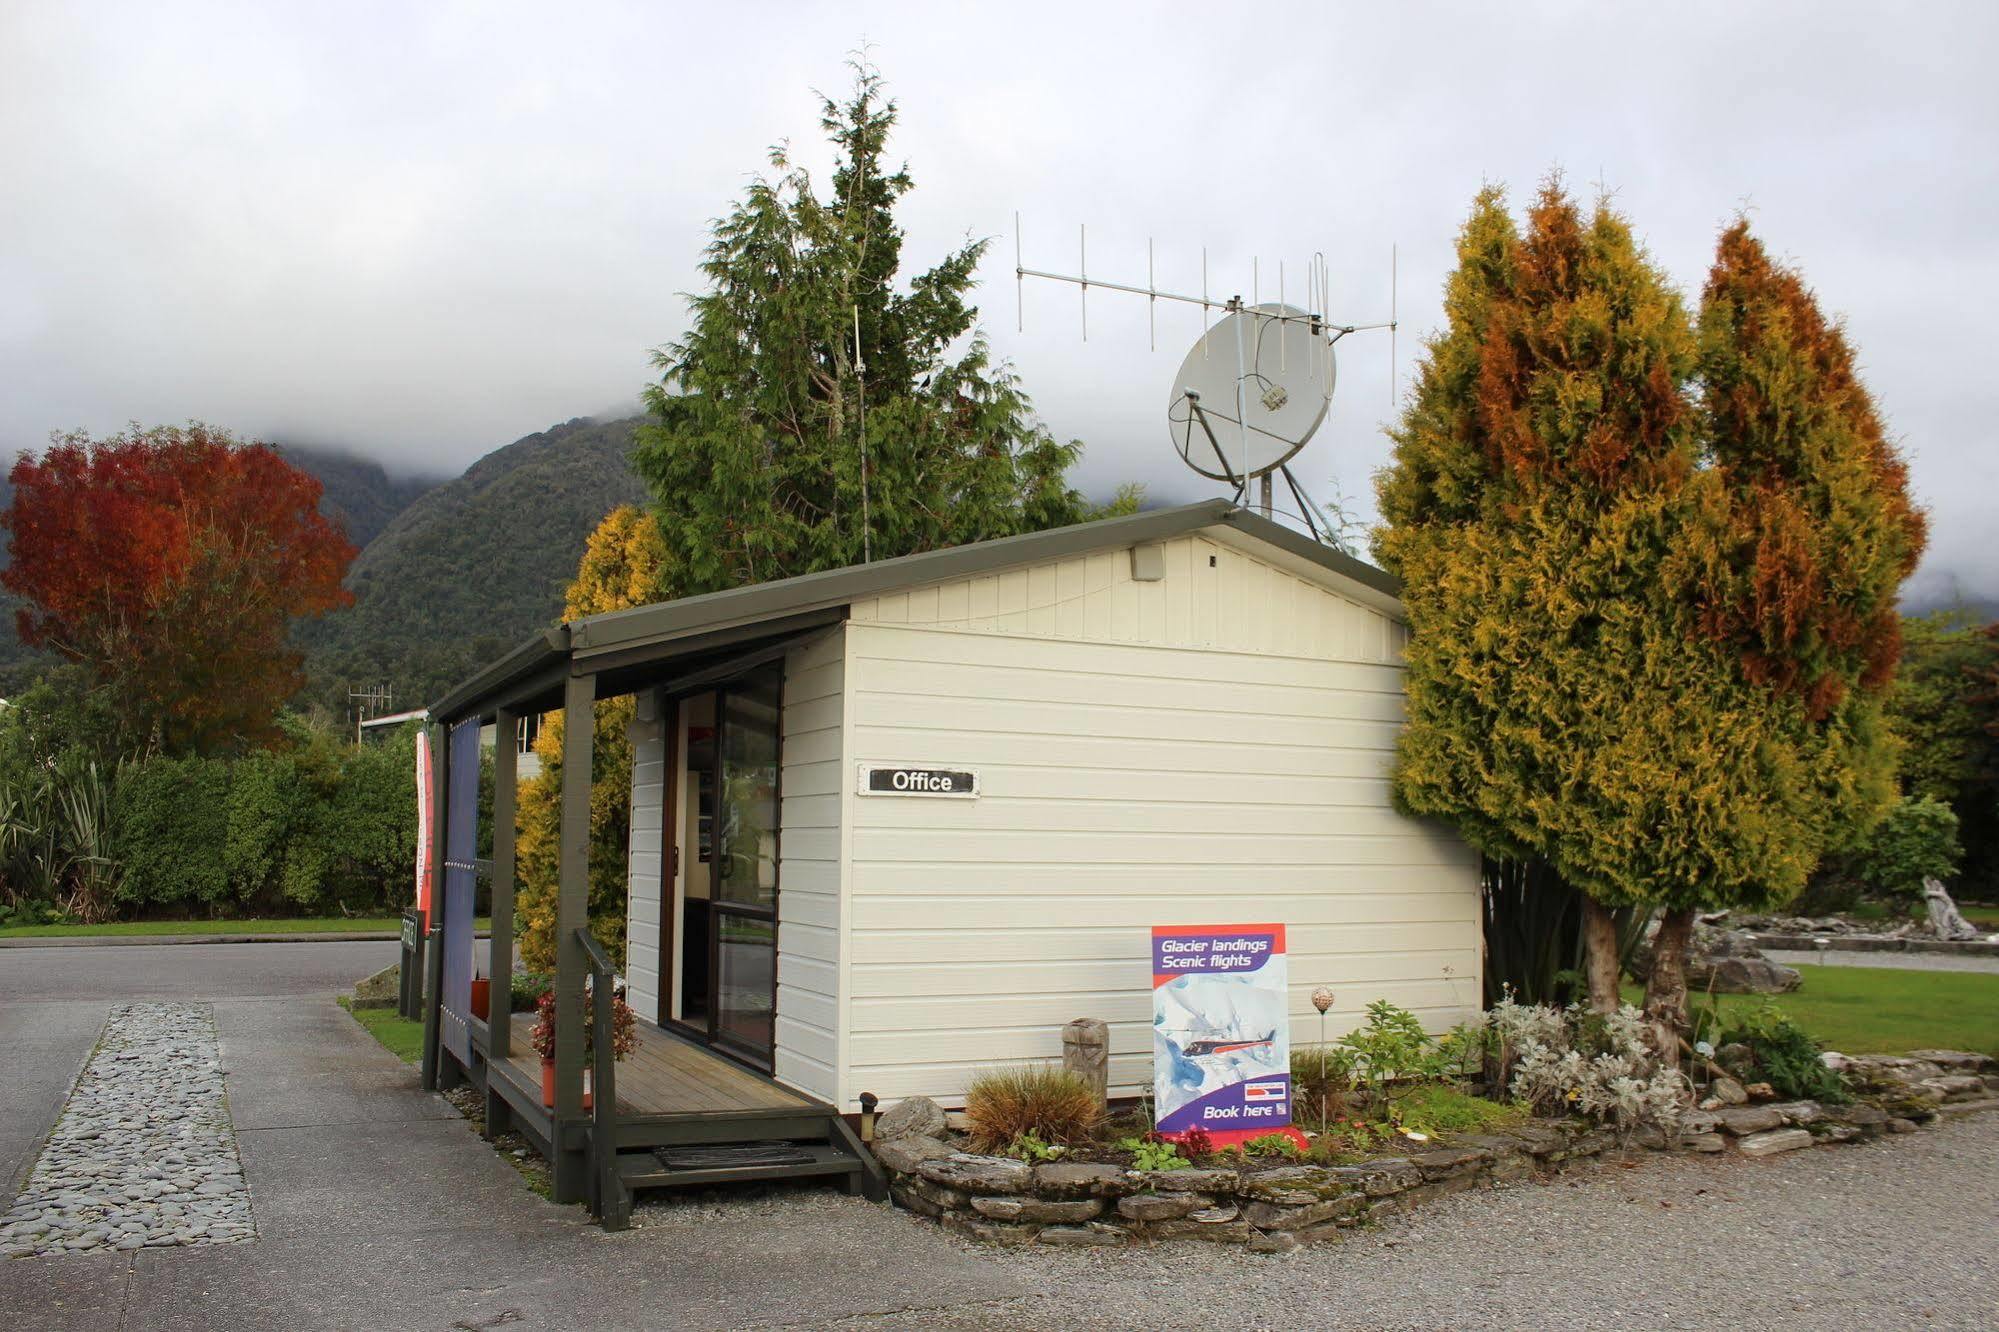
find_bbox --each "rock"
[898,1178,969,1212]
[1187,1204,1239,1223]
[1710,1076,1749,1106]
[1323,1159,1423,1197]
[1934,1097,1999,1118]
[1887,1118,1918,1134]
[1036,1222,1126,1247]
[1714,1106,1784,1135]
[875,1096,949,1143]
[1237,1165,1353,1206]
[1765,1101,1823,1126]
[1032,1162,1135,1199]
[1247,1231,1300,1254]
[915,1154,1032,1195]
[1406,1147,1489,1179]
[1679,1133,1726,1153]
[970,1196,1103,1224]
[942,1216,1040,1246]
[1734,1128,1814,1157]
[1744,1082,1777,1101]
[1242,1192,1366,1231]
[1148,1217,1252,1243]
[1922,1074,1989,1100]
[1906,1049,1996,1073]
[872,1134,953,1175]
[1117,1193,1207,1222]
[1140,1168,1238,1193]
[1688,956,1802,994]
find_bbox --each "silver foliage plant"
[1483,993,1691,1135]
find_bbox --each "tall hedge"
[110,721,419,916]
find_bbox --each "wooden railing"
[574,927,626,1226]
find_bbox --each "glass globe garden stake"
[1311,986,1334,1133]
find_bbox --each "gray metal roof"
[428,500,1399,723]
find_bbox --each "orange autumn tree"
[2,425,355,755]
[513,506,672,971]
[1378,185,1921,1054]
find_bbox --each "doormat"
[655,1143,817,1171]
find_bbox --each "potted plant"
[530,985,638,1110]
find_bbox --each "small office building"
[420,500,1479,1224]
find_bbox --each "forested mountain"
[275,444,441,550]
[295,415,649,716]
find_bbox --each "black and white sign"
[857,763,980,798]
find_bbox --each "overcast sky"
[3,2,1994,598]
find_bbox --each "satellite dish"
[1166,302,1335,483]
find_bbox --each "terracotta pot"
[539,1057,592,1111]
[469,977,490,1022]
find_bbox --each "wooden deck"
[498,1021,814,1118]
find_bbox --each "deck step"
[655,1142,821,1171]
[617,1141,862,1192]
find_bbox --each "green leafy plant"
[1116,1136,1190,1172]
[1338,1000,1455,1106]
[1004,1130,1063,1163]
[1241,1132,1302,1159]
[1844,796,1963,900]
[510,970,554,1013]
[964,1066,1103,1151]
[1694,1001,1848,1104]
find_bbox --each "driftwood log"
[1923,877,1982,941]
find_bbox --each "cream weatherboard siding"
[772,631,844,1102]
[623,698,666,1023]
[834,532,1479,1109]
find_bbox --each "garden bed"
[871,1050,1999,1252]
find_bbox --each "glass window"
[715,664,780,911]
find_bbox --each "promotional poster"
[1151,923,1299,1146]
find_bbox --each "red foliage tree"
[2,424,356,754]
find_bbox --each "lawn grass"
[0,915,490,939]
[337,995,426,1064]
[1962,905,1999,930]
[1626,963,1999,1057]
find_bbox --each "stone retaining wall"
[872,1051,1999,1253]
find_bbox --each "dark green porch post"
[551,673,595,1202]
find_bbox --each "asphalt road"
[4,942,1996,1331]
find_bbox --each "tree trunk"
[1641,907,1695,1070]
[1581,896,1621,1013]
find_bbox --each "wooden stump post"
[1062,1018,1109,1109]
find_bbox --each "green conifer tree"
[1377,184,1918,1048]
[631,60,1101,594]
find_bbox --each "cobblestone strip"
[2,1002,255,1258]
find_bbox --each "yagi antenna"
[1013,213,1396,545]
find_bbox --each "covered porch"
[416,604,882,1230]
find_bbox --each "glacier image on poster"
[1151,924,1292,1137]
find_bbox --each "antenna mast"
[1014,215,1396,542]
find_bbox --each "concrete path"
[1767,947,1999,975]
[5,941,1996,1330]
[0,941,1027,1330]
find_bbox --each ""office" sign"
[856,764,980,798]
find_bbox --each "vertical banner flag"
[414,728,433,930]
[1152,923,1295,1145]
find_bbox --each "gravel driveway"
[800,1112,1999,1332]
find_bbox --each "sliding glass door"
[670,664,781,1069]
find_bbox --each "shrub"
[511,970,554,1013]
[111,755,232,909]
[1483,997,1689,1134]
[963,1065,1103,1150]
[1338,1000,1460,1106]
[1844,796,1962,900]
[1695,1002,1847,1104]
